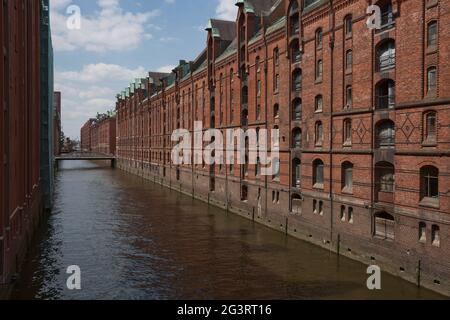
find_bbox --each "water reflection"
[12,161,443,300]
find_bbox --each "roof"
[206,19,236,40]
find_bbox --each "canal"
[12,161,442,299]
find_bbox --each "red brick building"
[81,116,117,155]
[91,116,117,155]
[81,119,95,152]
[113,0,449,295]
[1,0,53,295]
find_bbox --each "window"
[420,166,439,200]
[344,119,352,144]
[293,158,301,187]
[289,1,300,37]
[346,85,352,108]
[316,60,323,79]
[274,48,279,66]
[379,0,395,28]
[291,194,302,215]
[340,206,346,221]
[293,68,302,91]
[432,225,440,247]
[376,40,395,71]
[316,28,323,48]
[313,159,324,188]
[342,162,353,192]
[256,104,261,120]
[272,157,280,181]
[348,207,354,224]
[315,95,323,112]
[291,40,301,63]
[242,86,248,105]
[374,212,395,240]
[274,104,280,118]
[375,79,395,109]
[241,109,248,126]
[319,201,324,216]
[292,98,301,120]
[346,50,353,71]
[424,111,437,142]
[292,128,302,148]
[345,15,352,35]
[241,185,248,201]
[256,56,260,72]
[427,21,437,48]
[376,162,395,192]
[427,67,437,94]
[257,80,261,97]
[419,222,427,243]
[315,121,323,145]
[313,199,318,214]
[376,120,395,148]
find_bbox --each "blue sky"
[51,0,237,138]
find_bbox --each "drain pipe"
[329,0,336,250]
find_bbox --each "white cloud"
[55,63,147,138]
[157,65,176,73]
[50,0,161,52]
[216,0,237,21]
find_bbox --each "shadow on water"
[11,161,445,300]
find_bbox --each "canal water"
[12,161,442,300]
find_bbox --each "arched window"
[420,166,439,201]
[344,15,352,36]
[292,158,301,187]
[273,104,280,118]
[427,67,437,94]
[292,98,302,120]
[376,39,395,71]
[376,120,395,148]
[424,111,437,142]
[292,68,302,91]
[375,162,395,192]
[419,222,427,242]
[313,159,324,188]
[345,50,353,70]
[374,212,395,240]
[432,225,440,247]
[427,21,438,48]
[343,118,352,143]
[272,157,280,181]
[291,39,301,63]
[316,60,323,79]
[241,86,248,105]
[346,85,353,108]
[255,56,260,72]
[315,121,323,145]
[340,205,346,221]
[342,161,353,192]
[316,28,323,48]
[241,185,248,201]
[292,128,302,148]
[241,109,248,126]
[375,79,395,109]
[291,194,302,214]
[274,48,279,67]
[289,1,300,37]
[315,95,323,112]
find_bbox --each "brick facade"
[1,0,52,293]
[106,0,450,295]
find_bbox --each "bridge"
[55,152,117,168]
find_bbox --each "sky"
[51,0,238,139]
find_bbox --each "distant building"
[81,119,95,152]
[80,116,116,156]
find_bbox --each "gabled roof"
[206,19,236,41]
